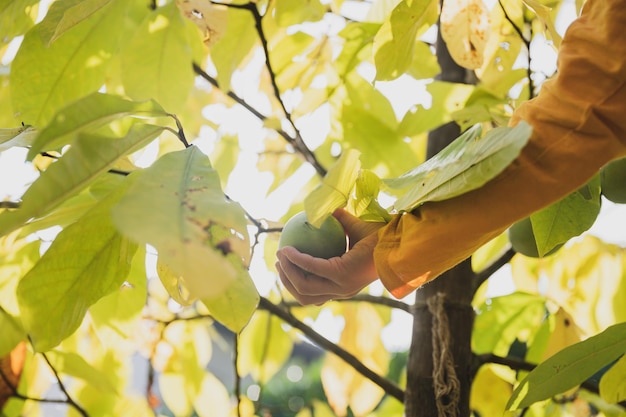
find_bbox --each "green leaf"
[304,148,361,228]
[274,0,326,26]
[0,125,37,151]
[120,2,198,113]
[16,178,139,351]
[373,0,437,81]
[335,22,380,80]
[45,0,114,45]
[473,292,546,356]
[210,8,257,91]
[28,92,166,157]
[0,123,165,238]
[334,72,421,178]
[200,270,259,333]
[507,322,626,410]
[89,245,148,340]
[530,175,602,256]
[385,121,532,212]
[111,146,253,301]
[0,307,25,357]
[599,354,626,403]
[398,81,475,137]
[0,0,38,44]
[349,169,392,222]
[239,310,294,384]
[10,0,133,126]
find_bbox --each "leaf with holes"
[111,146,253,304]
[440,0,490,69]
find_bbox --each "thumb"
[332,208,384,242]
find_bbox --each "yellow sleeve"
[374,0,626,299]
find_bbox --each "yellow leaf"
[470,365,514,417]
[440,0,490,69]
[599,354,626,404]
[193,373,231,417]
[156,257,194,306]
[321,303,389,416]
[542,308,584,361]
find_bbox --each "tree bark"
[403,15,477,417]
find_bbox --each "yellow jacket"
[373,0,626,299]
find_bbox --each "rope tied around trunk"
[427,292,460,417]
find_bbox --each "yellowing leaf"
[238,310,293,384]
[193,373,231,417]
[542,308,584,362]
[176,0,228,46]
[304,148,361,228]
[157,257,194,307]
[111,146,252,301]
[200,270,259,333]
[470,365,513,417]
[440,0,490,69]
[321,303,389,417]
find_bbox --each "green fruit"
[507,217,563,258]
[601,157,626,204]
[278,211,347,259]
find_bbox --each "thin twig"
[258,297,405,402]
[40,352,89,417]
[0,366,69,405]
[234,332,242,417]
[497,0,535,98]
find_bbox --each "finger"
[276,250,338,294]
[277,246,338,279]
[275,262,334,305]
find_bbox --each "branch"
[472,247,516,292]
[0,366,70,406]
[282,293,411,313]
[257,297,405,402]
[192,4,328,177]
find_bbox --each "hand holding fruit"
[276,209,385,305]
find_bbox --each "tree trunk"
[403,16,477,417]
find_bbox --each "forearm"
[374,0,626,298]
